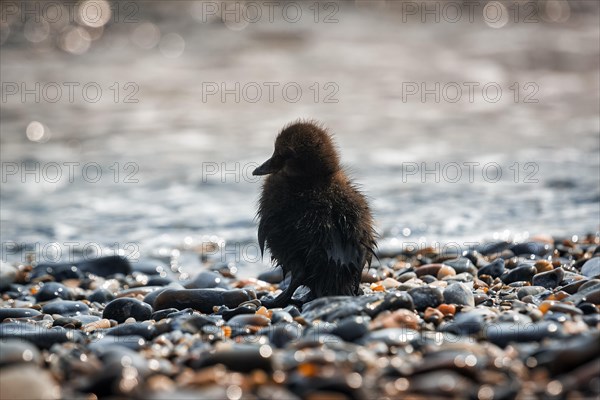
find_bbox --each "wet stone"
[532,267,564,289]
[0,323,82,349]
[220,304,256,321]
[510,242,551,256]
[184,270,229,289]
[443,282,474,307]
[483,321,563,347]
[0,308,42,322]
[443,272,474,283]
[188,344,272,373]
[371,291,415,315]
[72,315,101,325]
[564,282,600,305]
[52,317,82,329]
[32,263,82,282]
[441,310,489,335]
[0,339,41,366]
[88,335,147,352]
[359,328,420,346]
[87,288,115,304]
[42,300,89,317]
[130,259,169,275]
[36,282,72,302]
[478,258,505,278]
[415,264,443,277]
[103,298,152,323]
[581,257,600,278]
[443,257,477,275]
[106,322,157,340]
[477,241,511,256]
[561,279,589,294]
[151,308,179,321]
[396,271,417,282]
[153,288,256,313]
[271,310,294,324]
[408,286,444,311]
[0,262,17,291]
[549,303,583,316]
[257,267,284,284]
[517,286,547,300]
[227,314,271,327]
[331,316,370,342]
[146,276,174,286]
[577,302,598,315]
[361,268,380,283]
[263,323,303,348]
[501,265,537,284]
[35,255,131,279]
[0,365,61,400]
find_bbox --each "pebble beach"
[1,235,599,399]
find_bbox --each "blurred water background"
[1,1,598,275]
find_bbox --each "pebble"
[564,281,600,305]
[35,255,131,279]
[0,339,41,366]
[532,267,564,289]
[0,262,18,290]
[107,322,158,340]
[443,282,475,307]
[0,365,61,399]
[0,308,42,322]
[331,316,369,342]
[517,286,547,300]
[436,265,456,279]
[35,282,72,302]
[534,260,554,273]
[53,317,82,329]
[154,288,256,313]
[87,288,115,303]
[42,301,89,317]
[185,271,229,289]
[0,323,82,348]
[510,242,551,256]
[103,298,153,323]
[502,264,537,284]
[581,257,600,278]
[408,286,444,311]
[415,263,443,277]
[478,258,505,278]
[381,277,400,289]
[483,321,563,347]
[227,314,271,327]
[443,257,477,275]
[83,318,111,332]
[368,291,414,315]
[188,344,273,373]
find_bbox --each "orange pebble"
[437,303,456,316]
[539,300,558,314]
[256,306,271,318]
[534,260,553,273]
[222,325,232,338]
[424,307,444,323]
[298,363,318,377]
[370,283,385,292]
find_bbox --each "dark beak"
[253,158,276,176]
